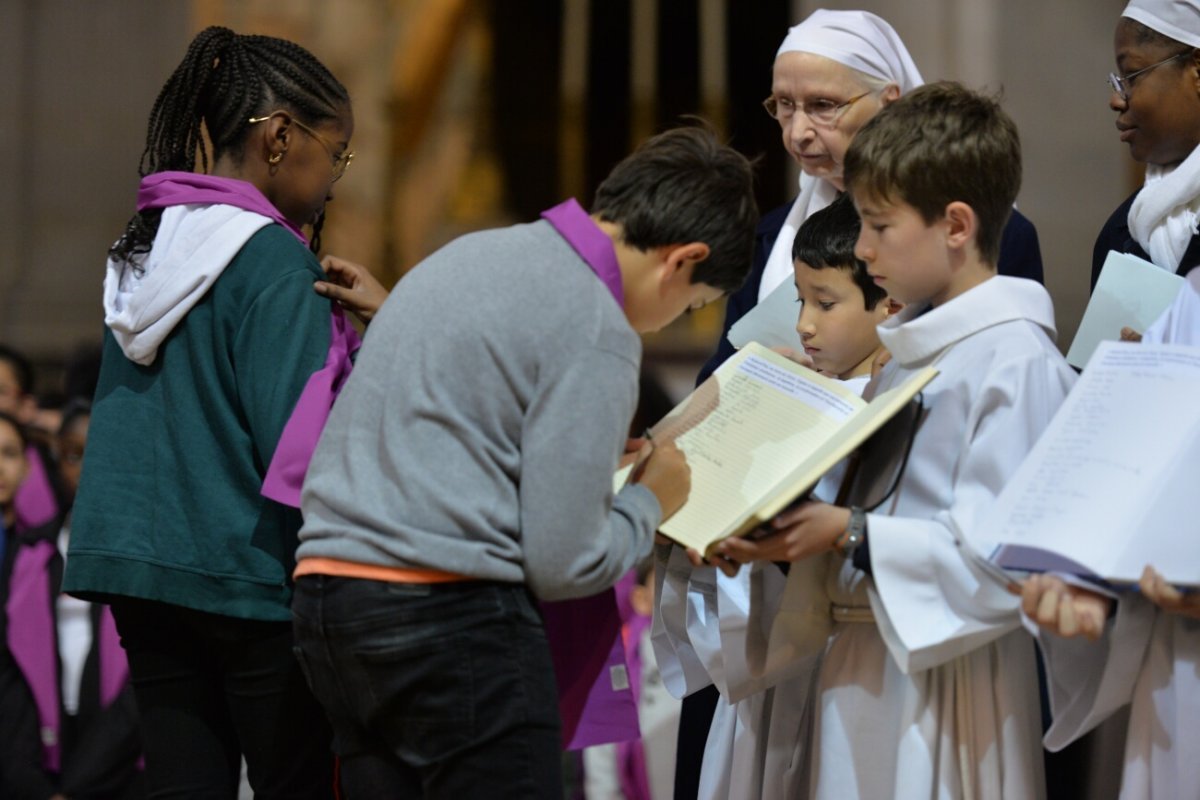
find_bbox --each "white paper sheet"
[983,341,1200,586]
[1065,250,1185,369]
[727,279,806,353]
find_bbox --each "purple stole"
[539,199,641,750]
[134,171,362,507]
[15,446,59,530]
[5,538,128,772]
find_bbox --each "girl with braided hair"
[63,26,361,798]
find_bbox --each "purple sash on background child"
[15,447,59,529]
[6,538,128,771]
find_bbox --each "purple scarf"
[137,171,308,243]
[539,199,643,751]
[15,446,58,530]
[134,171,361,508]
[6,538,128,773]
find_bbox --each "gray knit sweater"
[297,219,662,601]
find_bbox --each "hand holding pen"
[628,429,655,483]
[627,430,691,523]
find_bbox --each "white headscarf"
[1122,0,1200,271]
[759,10,925,301]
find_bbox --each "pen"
[628,429,654,484]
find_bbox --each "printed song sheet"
[984,342,1200,586]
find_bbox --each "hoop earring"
[268,152,284,165]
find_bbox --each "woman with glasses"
[694,11,1045,391]
[1090,0,1200,289]
[1025,3,1200,799]
[62,26,361,798]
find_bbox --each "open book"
[1065,250,1184,368]
[977,341,1200,587]
[619,342,936,555]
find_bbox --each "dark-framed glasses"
[762,90,873,128]
[248,112,355,181]
[1108,50,1192,101]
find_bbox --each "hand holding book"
[715,501,849,565]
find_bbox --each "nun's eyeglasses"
[1108,50,1191,101]
[763,91,872,128]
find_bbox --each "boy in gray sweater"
[292,126,758,798]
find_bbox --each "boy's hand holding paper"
[1020,573,1111,641]
[1140,566,1200,621]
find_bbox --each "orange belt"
[294,557,473,584]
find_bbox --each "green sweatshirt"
[64,225,330,621]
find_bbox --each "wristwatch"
[839,506,867,560]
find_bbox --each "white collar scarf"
[759,175,840,301]
[1128,147,1200,272]
[1122,0,1200,270]
[878,276,1057,366]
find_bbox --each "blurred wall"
[0,0,189,363]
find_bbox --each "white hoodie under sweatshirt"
[102,203,273,366]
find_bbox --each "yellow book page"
[738,366,938,540]
[654,344,865,552]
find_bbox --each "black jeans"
[292,575,562,799]
[110,598,335,799]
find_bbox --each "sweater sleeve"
[517,346,661,601]
[231,267,331,472]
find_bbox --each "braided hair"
[110,26,349,265]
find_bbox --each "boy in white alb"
[716,83,1076,799]
[653,194,896,800]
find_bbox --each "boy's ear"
[662,242,705,277]
[943,201,977,251]
[879,83,901,106]
[659,242,711,284]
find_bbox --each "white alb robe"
[796,276,1076,800]
[1033,267,1200,800]
[652,379,866,800]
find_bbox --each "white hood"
[103,204,273,366]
